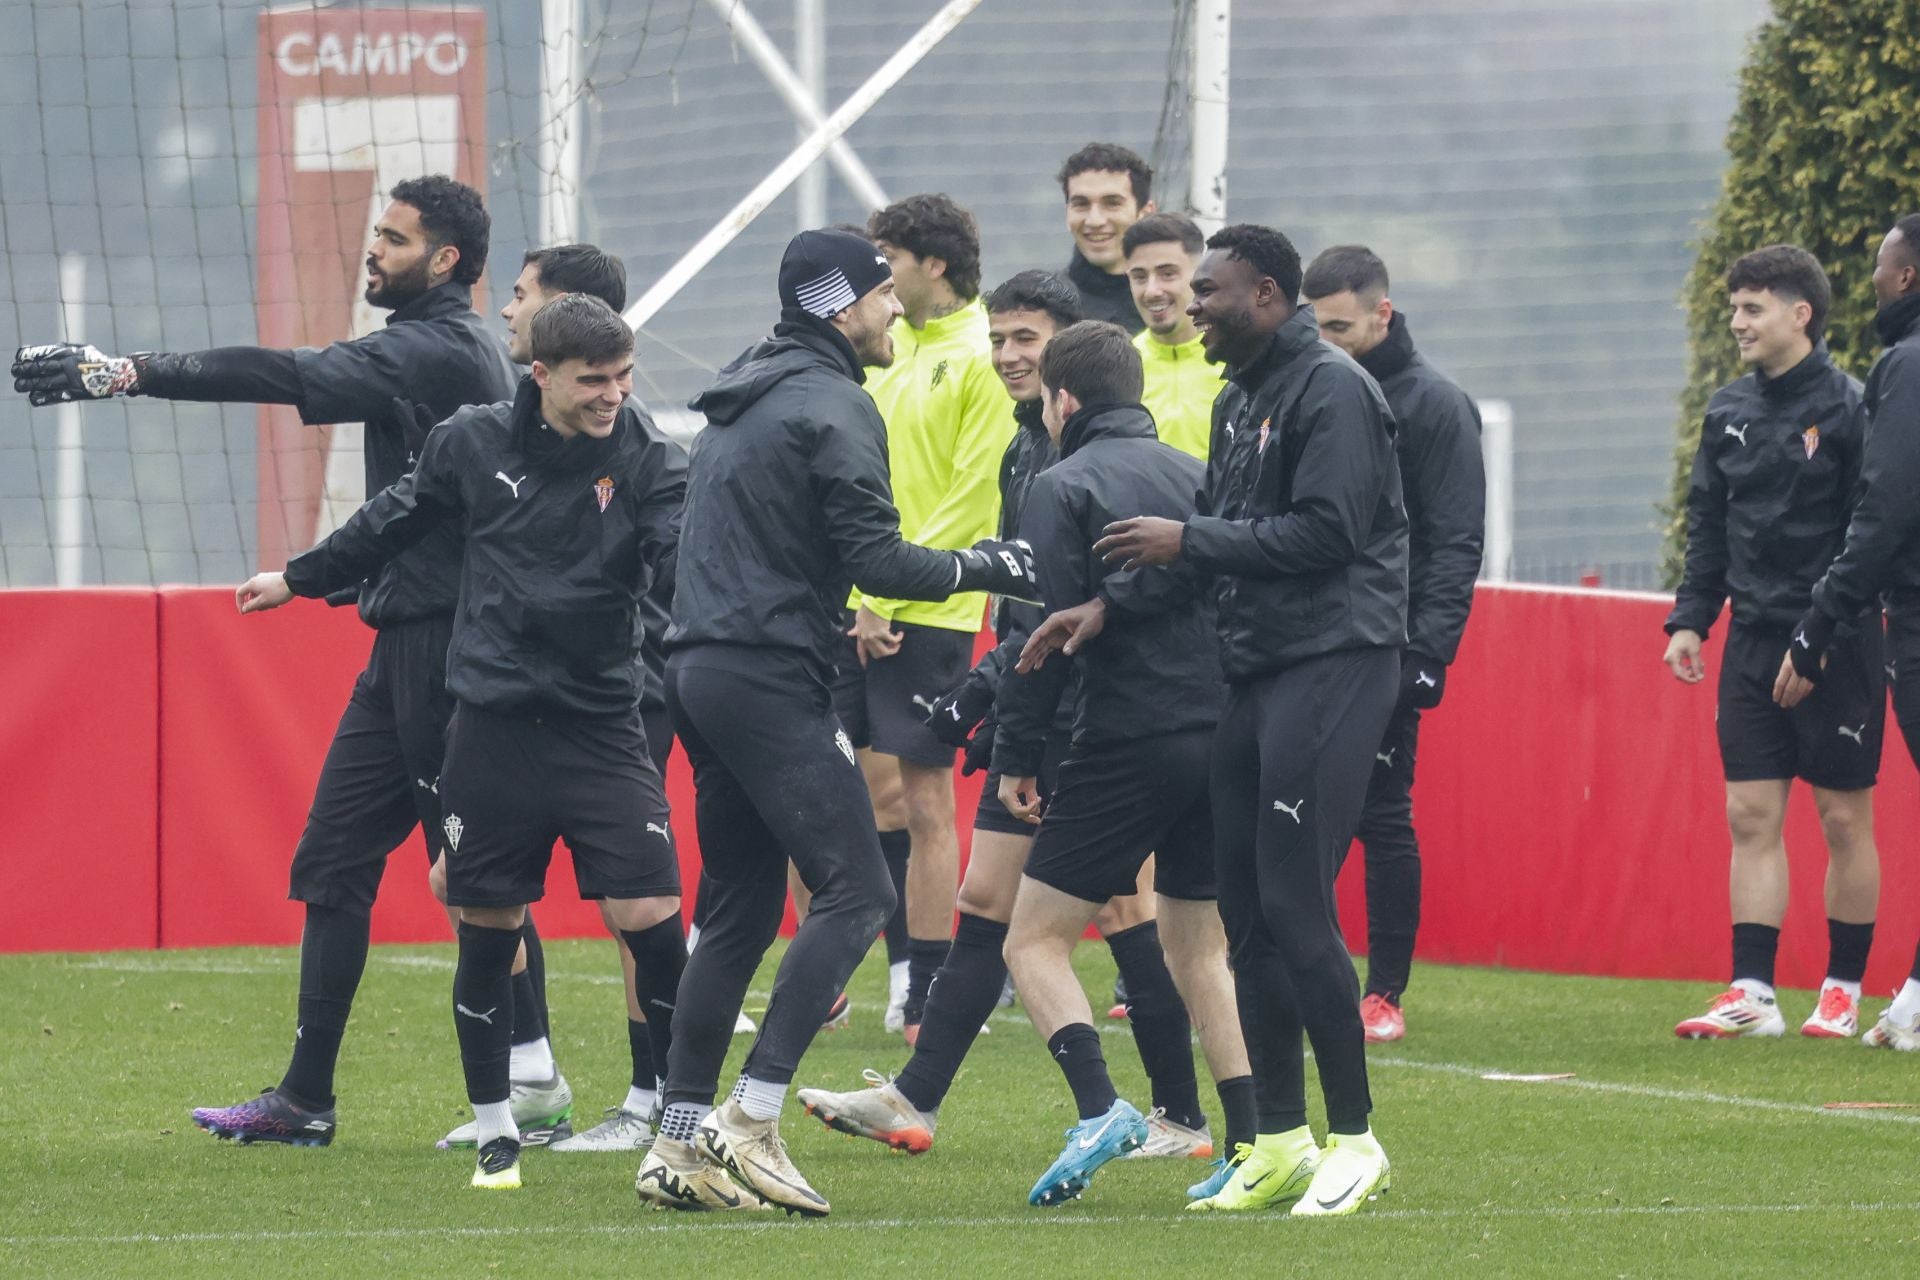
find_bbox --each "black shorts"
[829,616,977,768]
[437,702,682,909]
[288,615,454,911]
[1022,728,1217,903]
[1717,619,1884,790]
[973,728,1069,836]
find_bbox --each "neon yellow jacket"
[855,300,1012,631]
[1135,329,1224,462]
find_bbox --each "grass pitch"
[6,940,1920,1278]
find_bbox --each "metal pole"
[626,0,980,331]
[1188,0,1230,234]
[794,0,826,229]
[55,253,85,586]
[704,0,888,212]
[539,0,584,245]
[1479,398,1513,583]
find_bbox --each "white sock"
[686,923,702,954]
[1732,978,1775,1003]
[508,1036,555,1084]
[1822,977,1863,1000]
[474,1099,519,1148]
[736,1074,788,1122]
[888,960,909,996]
[624,1084,657,1117]
[1889,978,1920,1024]
[660,1101,704,1144]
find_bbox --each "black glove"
[1788,607,1837,682]
[960,714,996,777]
[12,341,146,406]
[953,538,1039,602]
[1400,652,1447,710]
[924,667,997,749]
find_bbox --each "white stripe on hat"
[795,268,858,318]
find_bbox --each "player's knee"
[428,856,449,904]
[955,878,1012,922]
[1725,790,1784,847]
[601,894,681,934]
[1815,795,1875,858]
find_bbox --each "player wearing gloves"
[1304,245,1486,1042]
[637,230,1034,1219]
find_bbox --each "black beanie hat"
[779,228,892,319]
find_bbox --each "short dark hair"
[524,244,628,312]
[1122,212,1205,260]
[1727,245,1831,341]
[530,293,634,367]
[1207,224,1303,305]
[1302,244,1389,301]
[1057,142,1153,207]
[1039,320,1144,409]
[1890,214,1920,268]
[984,270,1085,331]
[867,194,982,299]
[389,174,490,285]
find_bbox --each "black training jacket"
[1179,307,1409,680]
[992,404,1222,775]
[665,319,962,676]
[1811,295,1920,623]
[1066,252,1144,335]
[284,377,684,717]
[140,282,516,628]
[1355,313,1485,664]
[1669,344,1867,638]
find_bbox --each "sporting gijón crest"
[595,475,615,512]
[1802,426,1820,459]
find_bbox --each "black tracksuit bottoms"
[1353,701,1421,1000]
[661,644,897,1110]
[1212,646,1399,1135]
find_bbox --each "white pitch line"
[10,1200,1920,1248]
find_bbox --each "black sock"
[279,903,371,1108]
[627,1018,653,1092]
[622,917,688,1087]
[453,920,522,1105]
[904,936,950,1026]
[895,912,1007,1113]
[509,969,545,1048]
[1106,921,1204,1131]
[521,915,550,1037]
[1827,918,1874,985]
[1215,1074,1256,1153]
[1046,1023,1118,1121]
[879,829,911,966]
[1731,922,1781,990]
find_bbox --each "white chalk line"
[9,1200,1920,1248]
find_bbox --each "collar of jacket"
[1060,401,1156,457]
[385,279,475,327]
[1138,330,1210,364]
[1875,292,1920,348]
[1226,305,1322,393]
[1755,342,1832,401]
[774,312,866,384]
[511,373,623,466]
[1355,310,1415,382]
[1067,250,1132,308]
[1013,395,1047,435]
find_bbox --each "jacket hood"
[1355,311,1416,383]
[1060,402,1156,457]
[1875,292,1920,348]
[689,318,862,427]
[1226,305,1322,392]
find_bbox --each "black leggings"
[1353,701,1422,998]
[661,647,896,1109]
[1211,647,1399,1135]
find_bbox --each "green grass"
[6,941,1920,1279]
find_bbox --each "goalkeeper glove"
[953,538,1038,601]
[923,666,997,750]
[1787,607,1836,683]
[12,341,147,406]
[1399,652,1447,710]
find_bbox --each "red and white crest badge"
[1802,426,1820,459]
[594,475,615,512]
[1257,417,1272,454]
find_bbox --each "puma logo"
[911,694,937,714]
[1375,749,1396,767]
[1723,422,1749,446]
[494,471,526,497]
[1838,723,1866,745]
[455,1003,497,1025]
[1793,630,1811,650]
[1415,671,1438,688]
[646,821,671,840]
[1273,799,1305,822]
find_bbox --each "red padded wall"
[0,590,159,952]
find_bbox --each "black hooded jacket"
[1810,294,1920,622]
[1354,313,1485,664]
[1179,307,1409,680]
[665,318,964,676]
[1066,252,1144,335]
[142,281,517,628]
[283,377,684,717]
[992,403,1221,775]
[1669,343,1868,638]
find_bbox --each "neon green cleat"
[1186,1130,1318,1212]
[1292,1130,1391,1217]
[471,1136,522,1189]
